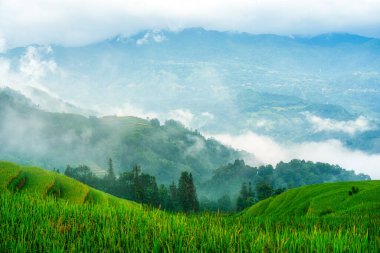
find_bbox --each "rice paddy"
[1,161,379,252]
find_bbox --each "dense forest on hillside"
[0,88,238,184]
[200,159,370,200]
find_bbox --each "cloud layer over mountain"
[1,0,380,48]
[212,131,380,179]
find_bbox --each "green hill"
[0,161,139,208]
[244,180,380,217]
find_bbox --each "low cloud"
[107,102,159,119]
[0,46,59,94]
[0,37,6,53]
[306,113,372,135]
[136,31,167,45]
[20,46,58,80]
[212,131,380,179]
[168,109,194,127]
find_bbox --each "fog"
[211,131,380,179]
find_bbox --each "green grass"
[244,180,380,217]
[0,161,21,190]
[0,161,139,208]
[1,161,379,252]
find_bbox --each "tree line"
[64,158,199,213]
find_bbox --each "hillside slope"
[0,161,139,208]
[244,180,380,217]
[0,88,239,183]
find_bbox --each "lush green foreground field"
[1,161,379,252]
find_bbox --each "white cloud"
[1,0,380,48]
[306,113,372,135]
[212,131,380,179]
[20,46,58,80]
[0,46,59,94]
[107,102,159,119]
[168,109,194,127]
[136,31,166,45]
[0,37,6,53]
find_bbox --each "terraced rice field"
[1,161,379,252]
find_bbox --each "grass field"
[1,161,379,252]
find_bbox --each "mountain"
[244,180,380,217]
[0,89,239,184]
[1,28,379,154]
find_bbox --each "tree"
[256,181,273,201]
[104,158,116,182]
[104,158,117,194]
[178,171,198,213]
[236,181,256,211]
[158,184,170,210]
[217,195,232,212]
[169,181,179,211]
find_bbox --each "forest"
[64,158,369,212]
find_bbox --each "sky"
[1,0,380,179]
[1,0,380,49]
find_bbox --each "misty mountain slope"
[2,29,379,154]
[0,89,239,184]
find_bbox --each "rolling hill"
[0,161,138,208]
[244,180,380,217]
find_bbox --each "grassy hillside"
[244,180,380,217]
[0,162,379,252]
[0,161,139,208]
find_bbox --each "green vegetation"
[0,161,138,208]
[1,191,378,252]
[65,163,200,212]
[1,162,379,252]
[0,89,238,184]
[202,159,369,201]
[244,180,380,217]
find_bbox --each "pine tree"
[187,173,199,212]
[104,158,116,194]
[178,171,198,213]
[105,158,116,182]
[169,181,178,211]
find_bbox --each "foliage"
[178,172,199,212]
[201,159,370,205]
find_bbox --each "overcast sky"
[1,0,380,49]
